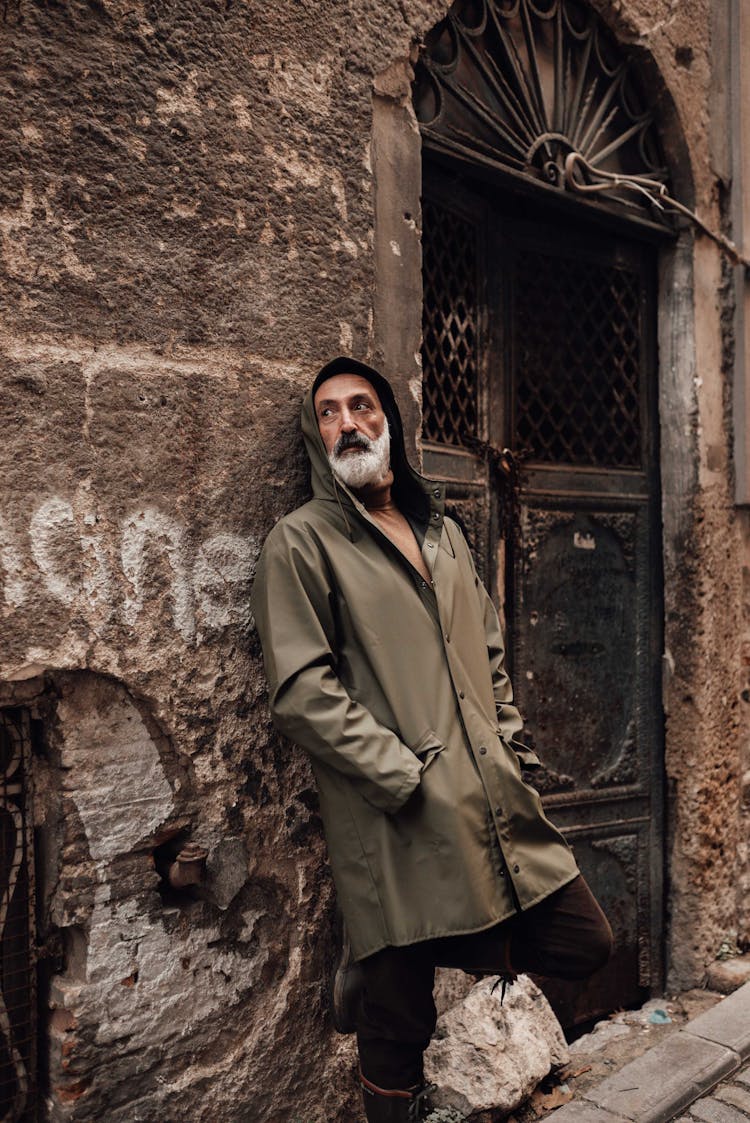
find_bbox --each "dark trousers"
[356,874,613,1089]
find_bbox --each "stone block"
[685,982,750,1059]
[715,1083,750,1113]
[203,836,249,910]
[569,1019,633,1053]
[433,968,476,1018]
[546,1103,631,1123]
[424,975,569,1117]
[705,956,750,995]
[587,1031,738,1122]
[690,1099,750,1123]
[56,680,174,862]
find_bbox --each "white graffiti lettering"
[0,498,258,643]
[121,508,195,640]
[0,515,26,610]
[29,497,80,606]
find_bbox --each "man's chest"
[366,509,431,583]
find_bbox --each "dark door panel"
[421,172,664,1026]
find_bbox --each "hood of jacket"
[300,356,431,532]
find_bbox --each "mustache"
[333,431,372,455]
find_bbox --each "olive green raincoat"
[250,360,579,961]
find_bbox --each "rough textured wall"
[0,0,747,1118]
[738,510,750,947]
[0,0,441,1118]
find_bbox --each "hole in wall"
[152,828,197,906]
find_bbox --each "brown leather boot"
[329,912,364,1034]
[359,1070,437,1122]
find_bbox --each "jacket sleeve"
[249,522,422,814]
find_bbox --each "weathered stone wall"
[0,0,747,1118]
[0,1,438,1117]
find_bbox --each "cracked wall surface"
[0,0,748,1119]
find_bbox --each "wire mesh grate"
[514,249,643,468]
[421,198,480,446]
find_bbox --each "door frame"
[371,36,702,988]
[419,162,666,1021]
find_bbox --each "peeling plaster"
[57,688,174,861]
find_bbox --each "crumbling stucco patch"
[56,680,174,862]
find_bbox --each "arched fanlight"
[413,0,669,220]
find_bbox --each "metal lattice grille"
[515,251,642,467]
[421,199,479,446]
[0,713,35,1123]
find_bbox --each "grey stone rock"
[423,975,569,1116]
[705,956,750,995]
[569,1020,633,1054]
[203,836,250,910]
[433,968,476,1018]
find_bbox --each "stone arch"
[371,0,705,992]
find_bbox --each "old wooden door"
[415,0,670,1027]
[420,170,664,1026]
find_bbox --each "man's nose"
[339,407,358,431]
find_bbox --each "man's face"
[314,373,391,489]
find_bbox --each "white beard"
[329,425,391,489]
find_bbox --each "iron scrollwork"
[413,0,669,220]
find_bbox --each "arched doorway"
[414,0,669,1027]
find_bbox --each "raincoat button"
[420,581,427,589]
[513,864,520,873]
[479,746,487,755]
[432,512,439,520]
[459,691,465,699]
[494,806,502,816]
[445,634,450,643]
[433,489,440,498]
[427,543,434,549]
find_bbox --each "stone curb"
[550,981,750,1123]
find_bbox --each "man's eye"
[354,402,370,410]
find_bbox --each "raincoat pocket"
[498,732,542,771]
[412,729,447,773]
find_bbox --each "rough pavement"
[673,1059,750,1122]
[550,981,750,1123]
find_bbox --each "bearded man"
[250,358,612,1123]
